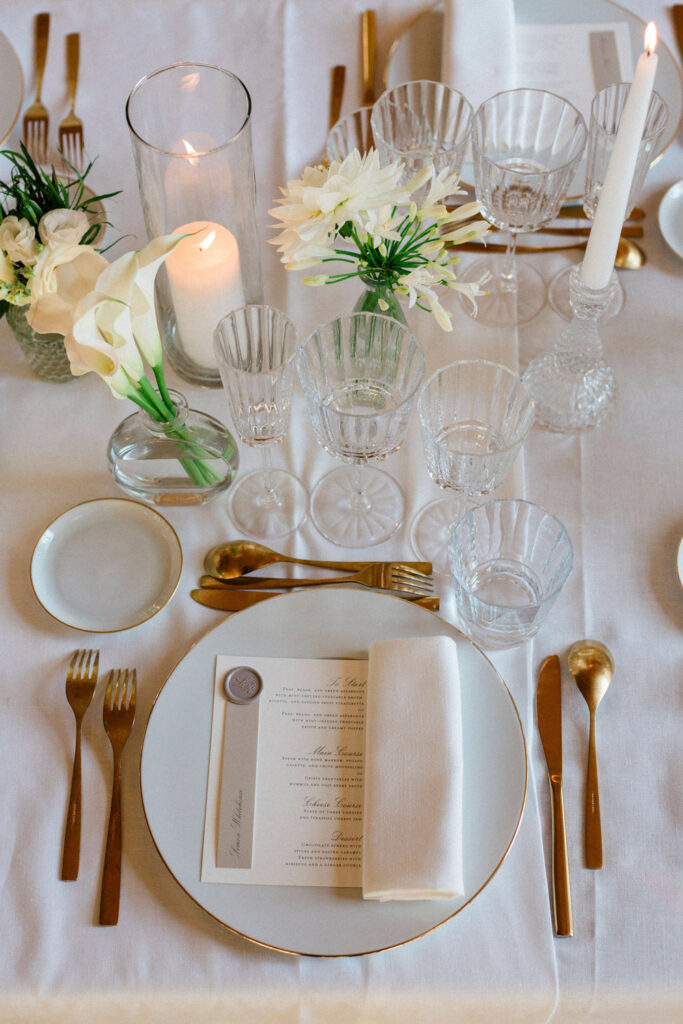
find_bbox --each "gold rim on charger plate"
[382,0,683,200]
[139,588,528,957]
[0,29,24,146]
[29,496,183,633]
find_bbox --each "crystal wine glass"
[214,305,309,538]
[410,360,535,574]
[297,312,425,548]
[459,89,587,327]
[548,84,668,321]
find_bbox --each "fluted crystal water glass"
[459,89,587,327]
[298,313,425,547]
[370,80,473,190]
[214,305,308,538]
[327,106,375,161]
[411,361,535,574]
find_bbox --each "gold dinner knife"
[536,654,573,937]
[361,10,377,105]
[191,588,439,612]
[673,6,683,65]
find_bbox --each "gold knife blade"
[191,588,439,612]
[673,6,683,65]
[537,654,574,938]
[329,65,346,131]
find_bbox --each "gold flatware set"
[23,13,85,169]
[537,640,614,936]
[61,650,137,926]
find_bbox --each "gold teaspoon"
[568,639,615,869]
[204,540,431,578]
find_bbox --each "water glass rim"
[472,87,587,174]
[449,498,574,609]
[371,79,474,152]
[214,304,300,374]
[590,83,669,141]
[126,62,252,157]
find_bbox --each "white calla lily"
[66,295,145,398]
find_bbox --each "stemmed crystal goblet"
[548,84,668,321]
[214,305,309,538]
[410,360,535,574]
[297,313,425,548]
[459,89,587,327]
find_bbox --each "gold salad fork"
[99,669,136,926]
[23,12,50,165]
[61,649,99,881]
[198,563,434,595]
[58,33,84,170]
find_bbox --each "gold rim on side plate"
[138,587,528,958]
[29,496,183,633]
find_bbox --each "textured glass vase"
[6,303,74,382]
[107,390,239,507]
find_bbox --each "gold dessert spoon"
[567,639,615,869]
[204,540,431,578]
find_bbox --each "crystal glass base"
[228,469,309,538]
[410,496,478,575]
[107,392,239,507]
[522,264,618,432]
[548,265,623,321]
[311,465,405,548]
[459,255,547,327]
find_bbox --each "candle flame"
[198,230,216,253]
[180,72,200,91]
[644,21,657,55]
[181,138,199,167]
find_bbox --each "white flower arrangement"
[269,149,491,330]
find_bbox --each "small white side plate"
[677,538,683,592]
[0,30,23,145]
[658,180,683,261]
[31,498,182,632]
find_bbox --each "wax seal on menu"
[224,666,263,705]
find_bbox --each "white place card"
[202,654,367,887]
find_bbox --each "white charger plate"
[31,498,182,632]
[658,179,683,259]
[0,30,23,146]
[141,588,527,956]
[384,0,683,199]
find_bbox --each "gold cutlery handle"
[99,758,122,926]
[362,10,376,105]
[34,12,50,102]
[585,709,603,868]
[65,33,79,112]
[329,65,346,130]
[550,776,573,937]
[61,720,83,881]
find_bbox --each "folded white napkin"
[441,0,516,112]
[362,635,464,901]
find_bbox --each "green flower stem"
[152,362,176,416]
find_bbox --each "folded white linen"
[362,635,464,901]
[441,0,516,112]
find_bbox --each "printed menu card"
[202,654,367,887]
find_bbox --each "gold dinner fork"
[23,12,50,165]
[198,563,434,596]
[99,669,136,926]
[61,649,99,881]
[58,33,84,171]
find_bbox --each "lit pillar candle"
[581,22,658,290]
[165,221,245,369]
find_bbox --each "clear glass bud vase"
[107,390,239,507]
[353,273,407,325]
[522,264,617,432]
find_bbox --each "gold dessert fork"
[99,669,136,926]
[58,33,84,171]
[23,12,50,165]
[61,648,99,881]
[198,563,434,595]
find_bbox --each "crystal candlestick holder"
[522,265,618,432]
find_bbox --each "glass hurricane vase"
[107,390,239,507]
[6,303,74,383]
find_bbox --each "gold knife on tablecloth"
[672,6,683,65]
[537,654,574,938]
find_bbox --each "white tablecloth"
[0,2,681,1021]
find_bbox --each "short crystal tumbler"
[327,106,375,161]
[449,499,573,648]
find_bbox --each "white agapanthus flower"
[269,150,491,330]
